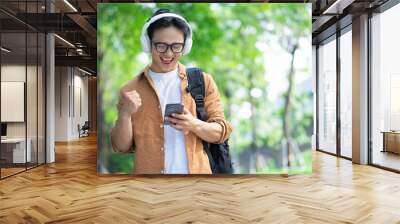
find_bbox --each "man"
[110,9,233,174]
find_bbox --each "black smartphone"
[164,103,184,125]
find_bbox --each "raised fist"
[120,89,142,115]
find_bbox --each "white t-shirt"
[148,68,189,174]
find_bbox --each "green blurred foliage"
[98,3,312,174]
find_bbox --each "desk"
[381,131,400,154]
[1,138,31,163]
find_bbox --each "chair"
[78,121,90,138]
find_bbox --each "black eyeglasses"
[152,42,185,53]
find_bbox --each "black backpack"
[186,68,233,174]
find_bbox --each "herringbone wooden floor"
[1,134,400,224]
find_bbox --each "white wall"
[55,67,89,141]
[55,66,69,141]
[72,72,89,138]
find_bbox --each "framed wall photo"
[97,3,313,175]
[1,81,25,122]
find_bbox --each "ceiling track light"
[1,47,11,53]
[322,0,355,15]
[78,67,93,76]
[54,34,75,48]
[63,0,78,12]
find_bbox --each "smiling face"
[149,26,185,73]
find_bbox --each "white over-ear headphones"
[140,12,193,55]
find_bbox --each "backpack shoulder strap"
[186,67,215,172]
[186,67,208,121]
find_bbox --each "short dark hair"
[147,9,190,42]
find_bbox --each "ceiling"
[0,0,98,75]
[312,0,390,44]
[1,0,397,75]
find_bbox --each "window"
[0,1,47,179]
[339,29,352,158]
[317,37,337,154]
[371,3,400,171]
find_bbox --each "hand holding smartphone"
[164,103,184,125]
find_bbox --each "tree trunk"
[282,44,298,168]
[248,72,261,172]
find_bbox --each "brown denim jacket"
[111,63,233,174]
